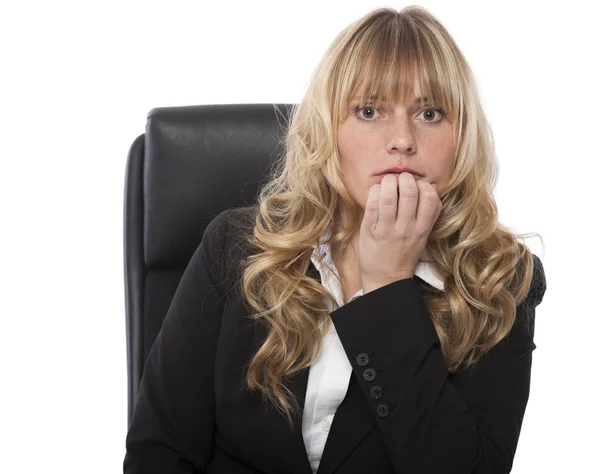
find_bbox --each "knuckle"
[394,227,412,239]
[424,190,438,201]
[381,194,396,206]
[400,186,418,198]
[415,224,429,237]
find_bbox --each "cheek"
[338,139,369,171]
[428,133,455,179]
[338,129,360,155]
[430,156,454,184]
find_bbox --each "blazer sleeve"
[330,254,547,474]
[123,210,231,474]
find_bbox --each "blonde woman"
[124,6,547,474]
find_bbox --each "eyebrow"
[351,95,429,104]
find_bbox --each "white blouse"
[301,229,445,473]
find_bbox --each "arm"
[330,255,547,474]
[123,210,231,474]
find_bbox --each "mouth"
[375,168,424,177]
[375,172,424,181]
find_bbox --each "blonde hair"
[226,5,544,430]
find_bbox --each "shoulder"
[509,253,546,339]
[526,253,547,308]
[202,204,258,254]
[201,204,259,296]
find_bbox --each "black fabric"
[123,206,547,474]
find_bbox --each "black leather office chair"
[123,103,295,425]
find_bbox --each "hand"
[359,172,442,293]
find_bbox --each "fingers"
[414,179,441,235]
[363,173,441,236]
[396,173,418,231]
[378,174,400,230]
[362,183,381,233]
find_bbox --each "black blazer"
[123,207,547,474]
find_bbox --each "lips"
[375,167,423,177]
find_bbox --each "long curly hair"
[226,5,544,430]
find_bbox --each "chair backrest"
[123,103,295,424]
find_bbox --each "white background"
[1,1,598,472]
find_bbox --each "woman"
[124,6,547,474]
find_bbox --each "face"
[336,70,456,213]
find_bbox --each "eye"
[417,108,446,125]
[355,105,381,121]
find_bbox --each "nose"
[386,116,416,154]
